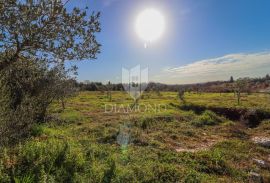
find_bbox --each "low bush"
[183,170,202,183]
[137,116,174,130]
[0,139,89,182]
[195,149,231,175]
[30,124,45,137]
[192,110,223,127]
[152,163,181,182]
[136,117,156,130]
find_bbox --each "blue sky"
[67,0,270,84]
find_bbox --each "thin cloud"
[102,0,120,7]
[154,51,270,84]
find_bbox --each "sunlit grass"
[1,91,270,182]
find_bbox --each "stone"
[253,158,270,169]
[252,137,270,148]
[249,171,263,183]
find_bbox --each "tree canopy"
[0,0,101,145]
[0,0,101,70]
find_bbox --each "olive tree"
[0,0,100,70]
[0,0,101,145]
[235,78,248,105]
[178,88,185,104]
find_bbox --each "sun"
[135,8,165,44]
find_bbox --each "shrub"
[183,170,201,183]
[14,175,34,183]
[113,162,180,183]
[0,139,89,182]
[102,159,116,183]
[0,58,76,145]
[178,89,186,104]
[30,124,45,137]
[195,149,231,175]
[192,110,223,127]
[0,159,9,182]
[152,163,181,182]
[137,116,173,130]
[139,117,156,130]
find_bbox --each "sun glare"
[135,8,165,45]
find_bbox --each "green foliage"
[138,117,156,130]
[0,0,101,145]
[0,159,9,182]
[136,116,175,130]
[0,92,269,182]
[178,88,186,104]
[183,170,202,183]
[192,110,223,127]
[0,0,101,70]
[195,149,230,175]
[14,175,34,183]
[102,159,116,183]
[60,110,84,123]
[0,139,90,182]
[152,163,181,182]
[30,125,45,137]
[235,78,249,105]
[0,58,76,145]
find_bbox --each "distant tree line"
[77,74,270,93]
[76,81,124,91]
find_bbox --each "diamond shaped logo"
[122,65,148,100]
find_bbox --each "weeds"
[0,92,269,182]
[192,110,223,127]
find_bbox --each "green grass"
[184,92,270,110]
[191,110,224,127]
[1,91,270,182]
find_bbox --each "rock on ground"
[249,171,263,183]
[252,137,270,148]
[253,158,270,169]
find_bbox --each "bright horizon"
[66,0,270,84]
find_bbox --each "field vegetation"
[0,91,269,182]
[0,1,270,182]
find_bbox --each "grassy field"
[185,92,270,110]
[1,91,270,182]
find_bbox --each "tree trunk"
[61,99,65,110]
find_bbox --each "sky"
[66,0,270,84]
